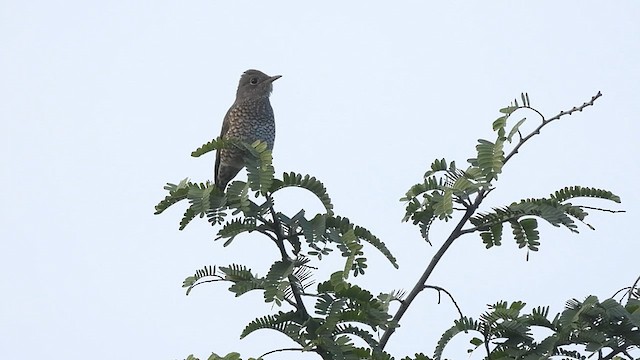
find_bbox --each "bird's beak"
[268,75,282,83]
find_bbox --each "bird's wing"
[214,107,233,184]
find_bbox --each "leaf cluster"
[236,272,400,360]
[400,95,532,240]
[402,94,620,254]
[471,186,620,252]
[434,297,640,360]
[156,138,401,358]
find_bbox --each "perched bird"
[215,69,281,190]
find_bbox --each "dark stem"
[600,346,626,360]
[288,275,309,318]
[423,285,464,318]
[265,195,291,261]
[503,91,602,164]
[483,326,492,359]
[580,206,625,214]
[266,194,310,318]
[259,347,304,358]
[628,274,640,302]
[379,189,487,348]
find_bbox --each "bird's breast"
[225,99,276,149]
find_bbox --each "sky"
[1,1,639,359]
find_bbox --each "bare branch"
[628,274,640,302]
[259,347,305,359]
[424,285,464,319]
[579,206,626,214]
[503,91,602,165]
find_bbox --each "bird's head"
[236,69,282,100]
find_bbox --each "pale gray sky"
[1,1,638,359]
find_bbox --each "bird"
[214,69,281,190]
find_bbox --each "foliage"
[156,92,634,360]
[434,296,640,360]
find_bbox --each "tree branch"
[380,188,487,348]
[424,285,464,319]
[259,347,305,359]
[503,91,602,165]
[266,194,310,319]
[265,195,291,262]
[600,346,625,360]
[381,92,603,350]
[627,274,640,302]
[579,206,626,214]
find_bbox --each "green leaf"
[480,223,503,248]
[334,324,380,351]
[179,207,197,230]
[499,106,518,114]
[191,137,231,157]
[240,311,300,341]
[423,158,449,178]
[433,188,453,220]
[263,260,294,305]
[511,199,578,232]
[475,139,504,181]
[154,178,190,215]
[434,317,481,360]
[509,218,540,251]
[551,186,621,203]
[506,118,526,143]
[242,141,274,195]
[225,181,251,213]
[325,216,398,270]
[316,277,393,332]
[218,264,265,297]
[272,172,334,215]
[401,175,444,201]
[183,265,218,295]
[340,229,361,278]
[492,115,508,131]
[219,264,255,282]
[216,218,257,246]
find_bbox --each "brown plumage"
[215,69,281,190]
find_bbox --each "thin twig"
[424,285,464,319]
[600,346,625,360]
[580,206,626,214]
[259,347,305,359]
[503,91,602,165]
[255,228,278,242]
[627,274,640,302]
[190,278,224,287]
[283,297,298,308]
[611,286,632,299]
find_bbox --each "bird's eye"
[249,77,259,85]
